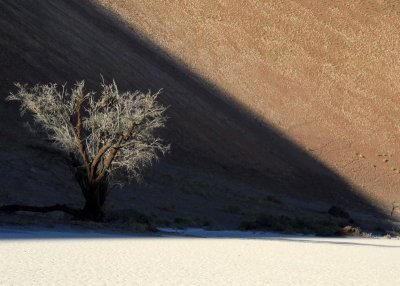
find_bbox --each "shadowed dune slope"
[0,0,394,224]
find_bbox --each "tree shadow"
[0,0,389,231]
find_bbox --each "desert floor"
[0,227,399,285]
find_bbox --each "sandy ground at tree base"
[0,227,399,285]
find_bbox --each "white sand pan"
[0,227,399,285]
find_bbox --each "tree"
[4,80,169,221]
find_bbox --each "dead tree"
[3,80,169,221]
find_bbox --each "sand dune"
[0,0,399,227]
[98,0,400,210]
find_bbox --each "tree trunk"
[82,180,108,221]
[75,167,109,221]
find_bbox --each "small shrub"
[361,232,373,238]
[340,225,362,236]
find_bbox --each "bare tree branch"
[7,80,169,187]
[90,140,112,176]
[74,96,91,176]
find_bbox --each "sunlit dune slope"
[98,0,400,208]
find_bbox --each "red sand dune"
[1,0,399,227]
[99,0,400,210]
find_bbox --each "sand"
[0,228,399,285]
[97,0,400,209]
